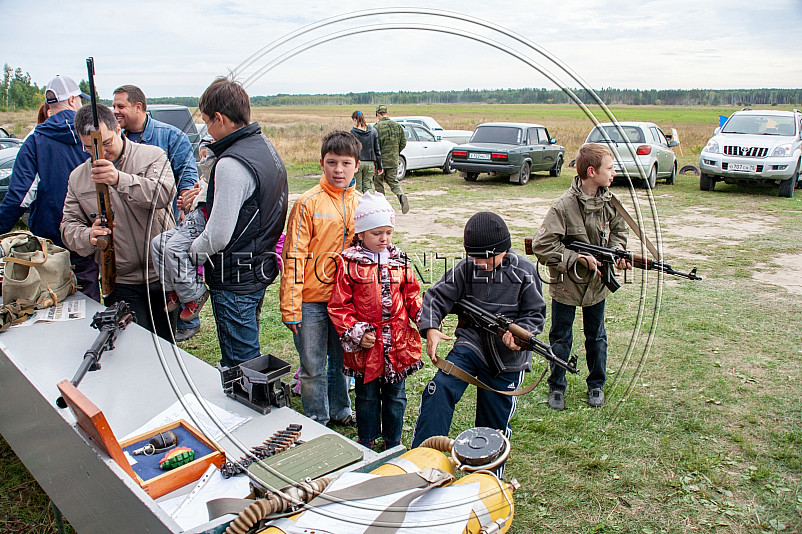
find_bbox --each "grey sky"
[2,0,800,97]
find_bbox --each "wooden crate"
[57,380,225,499]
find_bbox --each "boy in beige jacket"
[531,143,630,410]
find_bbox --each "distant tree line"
[1,63,800,111]
[149,87,802,108]
[248,88,802,107]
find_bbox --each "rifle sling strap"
[434,358,547,397]
[0,300,37,333]
[609,195,659,259]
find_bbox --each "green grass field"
[1,104,800,533]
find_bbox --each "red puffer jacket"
[328,245,422,384]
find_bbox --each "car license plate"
[469,152,491,160]
[729,163,756,172]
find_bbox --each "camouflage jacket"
[374,117,406,164]
[531,176,628,307]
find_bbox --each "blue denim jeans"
[547,299,608,393]
[178,313,200,331]
[411,345,523,449]
[355,376,406,449]
[150,208,207,304]
[292,302,352,426]
[210,288,265,368]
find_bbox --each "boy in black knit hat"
[411,212,546,450]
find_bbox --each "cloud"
[2,0,801,96]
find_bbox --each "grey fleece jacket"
[420,249,546,372]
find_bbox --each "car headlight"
[0,169,12,180]
[771,144,792,157]
[702,140,719,154]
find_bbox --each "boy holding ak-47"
[530,143,631,410]
[411,212,546,450]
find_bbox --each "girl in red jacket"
[328,192,423,450]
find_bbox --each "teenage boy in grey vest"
[189,77,288,368]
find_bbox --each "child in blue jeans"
[150,143,214,324]
[328,192,423,449]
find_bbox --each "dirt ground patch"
[753,253,802,295]
[660,207,778,242]
[289,185,801,295]
[396,194,555,243]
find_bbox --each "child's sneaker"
[179,291,209,322]
[165,291,180,312]
[588,388,605,407]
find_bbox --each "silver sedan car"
[584,122,679,188]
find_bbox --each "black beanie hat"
[464,212,512,257]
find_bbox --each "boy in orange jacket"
[280,131,360,426]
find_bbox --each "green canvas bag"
[0,231,77,331]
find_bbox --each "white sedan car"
[584,122,679,188]
[396,122,457,179]
[393,116,473,145]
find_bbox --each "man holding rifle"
[61,104,177,339]
[530,143,631,410]
[411,212,545,449]
[111,84,201,342]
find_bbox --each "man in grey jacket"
[411,212,545,449]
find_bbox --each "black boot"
[398,194,410,214]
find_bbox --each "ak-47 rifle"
[524,238,702,293]
[56,301,135,409]
[86,57,117,297]
[563,240,701,293]
[452,299,578,375]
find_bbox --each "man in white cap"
[0,75,100,300]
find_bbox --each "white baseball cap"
[45,75,90,104]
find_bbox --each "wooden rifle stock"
[86,57,117,297]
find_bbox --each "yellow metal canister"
[453,472,516,534]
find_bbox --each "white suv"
[699,109,802,198]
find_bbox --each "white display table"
[0,294,382,533]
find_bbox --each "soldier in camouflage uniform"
[373,105,410,214]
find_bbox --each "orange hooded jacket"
[280,175,359,324]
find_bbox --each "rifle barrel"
[86,56,117,297]
[56,302,134,409]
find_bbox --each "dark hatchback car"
[450,122,564,185]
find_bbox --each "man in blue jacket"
[111,85,198,216]
[112,84,199,340]
[0,75,99,300]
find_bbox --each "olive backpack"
[0,231,77,332]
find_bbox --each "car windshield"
[722,114,796,136]
[151,110,195,135]
[587,125,645,144]
[470,126,522,145]
[397,117,442,130]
